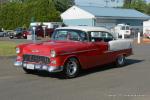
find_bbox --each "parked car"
[144,33,150,39]
[143,29,150,39]
[7,30,15,35]
[0,29,8,37]
[112,24,131,38]
[22,29,32,39]
[14,26,133,78]
[30,25,54,37]
[9,27,26,39]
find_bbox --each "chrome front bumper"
[14,61,63,73]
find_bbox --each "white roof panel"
[56,26,110,32]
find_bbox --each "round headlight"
[16,48,20,54]
[50,50,56,57]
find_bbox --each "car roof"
[56,26,110,33]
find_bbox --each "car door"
[86,31,109,67]
[101,32,115,63]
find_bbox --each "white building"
[61,5,150,29]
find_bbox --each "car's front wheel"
[9,36,14,39]
[63,58,80,78]
[116,55,126,67]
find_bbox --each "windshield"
[52,29,87,41]
[121,26,130,30]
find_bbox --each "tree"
[53,0,75,12]
[123,0,149,15]
[0,0,74,29]
[131,0,146,12]
[145,3,150,14]
[123,0,132,8]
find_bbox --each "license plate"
[26,64,34,70]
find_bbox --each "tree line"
[0,0,150,29]
[0,0,74,29]
[123,0,150,14]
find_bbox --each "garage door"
[95,18,116,29]
[95,22,116,29]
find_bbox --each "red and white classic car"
[14,26,133,78]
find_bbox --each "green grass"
[0,41,17,56]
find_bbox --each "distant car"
[9,27,26,39]
[34,26,54,37]
[0,29,7,37]
[22,29,32,39]
[112,24,131,38]
[14,26,133,78]
[144,33,150,39]
[0,32,7,37]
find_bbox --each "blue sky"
[75,0,150,7]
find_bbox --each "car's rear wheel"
[23,68,36,74]
[63,58,80,78]
[116,55,126,67]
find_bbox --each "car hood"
[21,40,88,56]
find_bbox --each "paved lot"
[0,40,150,100]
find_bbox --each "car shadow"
[25,70,65,79]
[26,59,144,79]
[79,59,144,77]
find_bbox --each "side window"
[102,32,113,42]
[90,31,103,42]
[53,30,87,41]
[54,31,68,40]
[122,26,125,30]
[80,31,87,41]
[68,31,80,41]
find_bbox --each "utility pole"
[116,0,119,7]
[104,0,109,7]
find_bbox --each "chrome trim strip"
[59,49,98,56]
[104,51,113,53]
[24,54,50,58]
[104,48,132,53]
[23,54,50,64]
[14,61,22,67]
[47,66,63,73]
[14,61,63,73]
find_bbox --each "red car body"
[35,26,54,37]
[14,26,133,78]
[22,30,31,39]
[23,26,54,39]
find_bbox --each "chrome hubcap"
[118,55,124,65]
[66,61,77,76]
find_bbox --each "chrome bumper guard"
[14,61,63,73]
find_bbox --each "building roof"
[56,26,110,32]
[78,6,150,19]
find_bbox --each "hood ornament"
[32,50,40,53]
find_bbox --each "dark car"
[9,27,26,39]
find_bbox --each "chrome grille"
[23,54,50,64]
